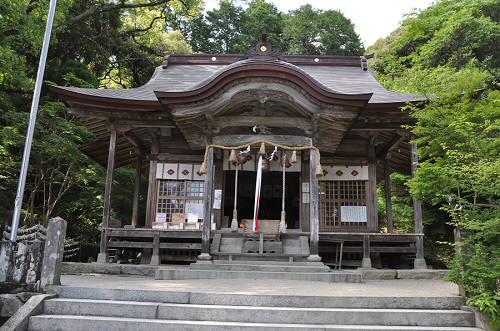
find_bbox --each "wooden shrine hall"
[51,38,428,269]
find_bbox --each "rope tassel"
[229,149,237,165]
[258,142,266,156]
[290,150,297,164]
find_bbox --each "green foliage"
[370,0,499,321]
[284,5,363,55]
[0,0,200,243]
[184,1,363,55]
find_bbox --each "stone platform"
[155,260,362,283]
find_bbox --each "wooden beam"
[213,135,312,147]
[97,128,117,262]
[123,131,146,155]
[377,134,403,159]
[213,116,311,132]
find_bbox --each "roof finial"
[261,27,268,43]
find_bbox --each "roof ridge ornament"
[246,27,281,60]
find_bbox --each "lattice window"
[320,180,367,228]
[156,180,204,222]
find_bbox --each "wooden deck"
[103,228,421,267]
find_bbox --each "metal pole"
[10,0,58,242]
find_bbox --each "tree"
[369,0,499,322]
[283,5,363,55]
[184,1,363,55]
[0,0,200,243]
[185,0,244,53]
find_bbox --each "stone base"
[361,258,372,269]
[413,258,427,270]
[196,253,212,263]
[96,253,108,264]
[306,254,322,262]
[150,255,160,265]
[230,218,239,232]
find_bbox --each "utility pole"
[10,0,58,242]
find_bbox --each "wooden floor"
[104,227,420,266]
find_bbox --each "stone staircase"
[28,285,484,330]
[156,259,363,283]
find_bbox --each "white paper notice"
[186,202,204,220]
[155,213,167,222]
[213,189,222,209]
[341,206,367,222]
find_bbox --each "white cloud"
[202,0,435,47]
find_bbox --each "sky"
[203,0,436,47]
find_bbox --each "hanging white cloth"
[253,155,263,232]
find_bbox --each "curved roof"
[51,54,424,107]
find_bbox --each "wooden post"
[411,142,427,269]
[300,152,310,232]
[384,157,394,233]
[307,149,321,262]
[361,235,372,268]
[199,147,214,261]
[213,152,223,229]
[131,154,143,228]
[366,136,378,232]
[150,231,160,265]
[145,135,159,228]
[97,128,117,263]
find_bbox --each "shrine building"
[51,38,428,270]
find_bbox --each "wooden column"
[307,149,321,262]
[213,152,223,229]
[384,157,394,233]
[361,235,372,268]
[411,142,427,269]
[150,231,160,265]
[131,154,143,228]
[97,128,117,263]
[199,147,214,261]
[366,136,378,232]
[145,135,159,228]
[300,152,310,232]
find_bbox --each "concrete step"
[155,268,362,283]
[190,262,331,272]
[29,315,484,331]
[50,286,466,309]
[43,298,475,327]
[213,260,325,266]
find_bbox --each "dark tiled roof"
[53,58,424,104]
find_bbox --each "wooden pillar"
[145,135,159,228]
[150,231,160,265]
[307,149,321,262]
[213,152,223,229]
[300,152,310,232]
[199,147,214,261]
[97,128,117,263]
[131,154,143,228]
[411,142,427,269]
[362,235,372,268]
[384,157,394,233]
[366,136,378,232]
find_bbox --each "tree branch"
[61,0,174,27]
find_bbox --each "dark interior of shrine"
[223,171,300,229]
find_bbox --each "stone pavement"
[60,274,460,298]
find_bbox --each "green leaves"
[184,1,363,55]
